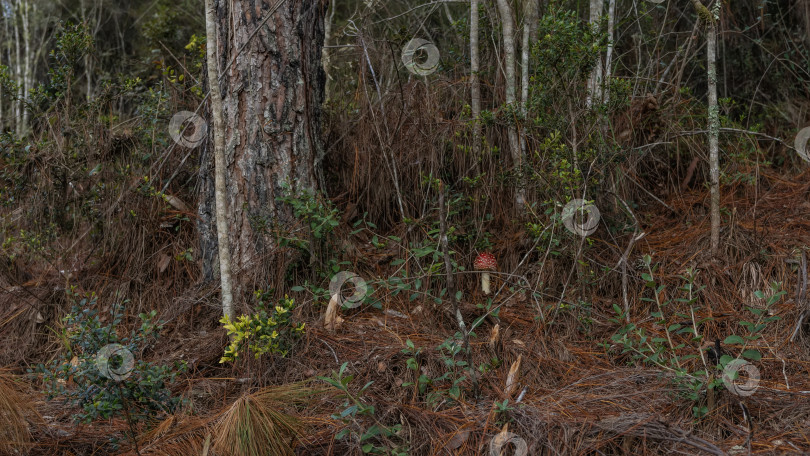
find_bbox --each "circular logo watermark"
[401,38,440,76]
[721,358,760,397]
[169,111,207,148]
[646,0,665,4]
[561,199,600,237]
[794,126,810,163]
[96,343,135,382]
[329,271,368,309]
[489,432,528,456]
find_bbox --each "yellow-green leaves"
[219,296,305,363]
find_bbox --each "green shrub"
[219,293,306,363]
[35,289,186,423]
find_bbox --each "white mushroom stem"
[482,271,491,295]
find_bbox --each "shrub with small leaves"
[219,293,305,363]
[35,289,186,424]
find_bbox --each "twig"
[612,193,646,323]
[789,252,808,342]
[438,181,478,396]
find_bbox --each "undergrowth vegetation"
[0,0,809,454]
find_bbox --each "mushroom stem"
[482,271,491,295]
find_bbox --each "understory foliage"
[219,293,306,363]
[35,289,186,424]
[0,0,808,454]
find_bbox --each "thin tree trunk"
[603,0,616,102]
[13,0,22,136]
[586,0,603,107]
[690,0,720,254]
[470,0,481,158]
[495,0,524,207]
[80,0,93,100]
[20,0,30,134]
[205,0,234,320]
[519,0,537,176]
[707,18,720,253]
[322,0,335,103]
[520,0,537,116]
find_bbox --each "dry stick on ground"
[205,0,234,319]
[438,181,478,396]
[595,414,726,456]
[789,251,808,342]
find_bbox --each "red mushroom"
[474,252,497,295]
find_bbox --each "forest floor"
[4,168,810,456]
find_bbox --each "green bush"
[35,289,186,423]
[219,293,306,363]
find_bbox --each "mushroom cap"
[474,252,497,271]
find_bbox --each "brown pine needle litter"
[0,370,40,455]
[132,382,325,456]
[7,164,810,454]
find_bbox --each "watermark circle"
[561,199,600,237]
[401,38,440,76]
[646,0,665,4]
[329,271,368,309]
[794,126,810,163]
[96,343,135,382]
[722,358,760,397]
[489,432,528,456]
[169,111,207,148]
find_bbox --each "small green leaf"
[741,349,762,361]
[723,335,745,345]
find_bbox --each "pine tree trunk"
[198,0,326,294]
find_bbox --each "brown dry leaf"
[324,294,344,332]
[157,253,171,274]
[446,429,469,450]
[489,324,500,349]
[505,354,522,398]
[163,195,190,212]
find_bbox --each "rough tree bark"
[199,0,326,295]
[205,0,234,319]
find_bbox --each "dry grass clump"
[0,370,39,455]
[136,382,322,456]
